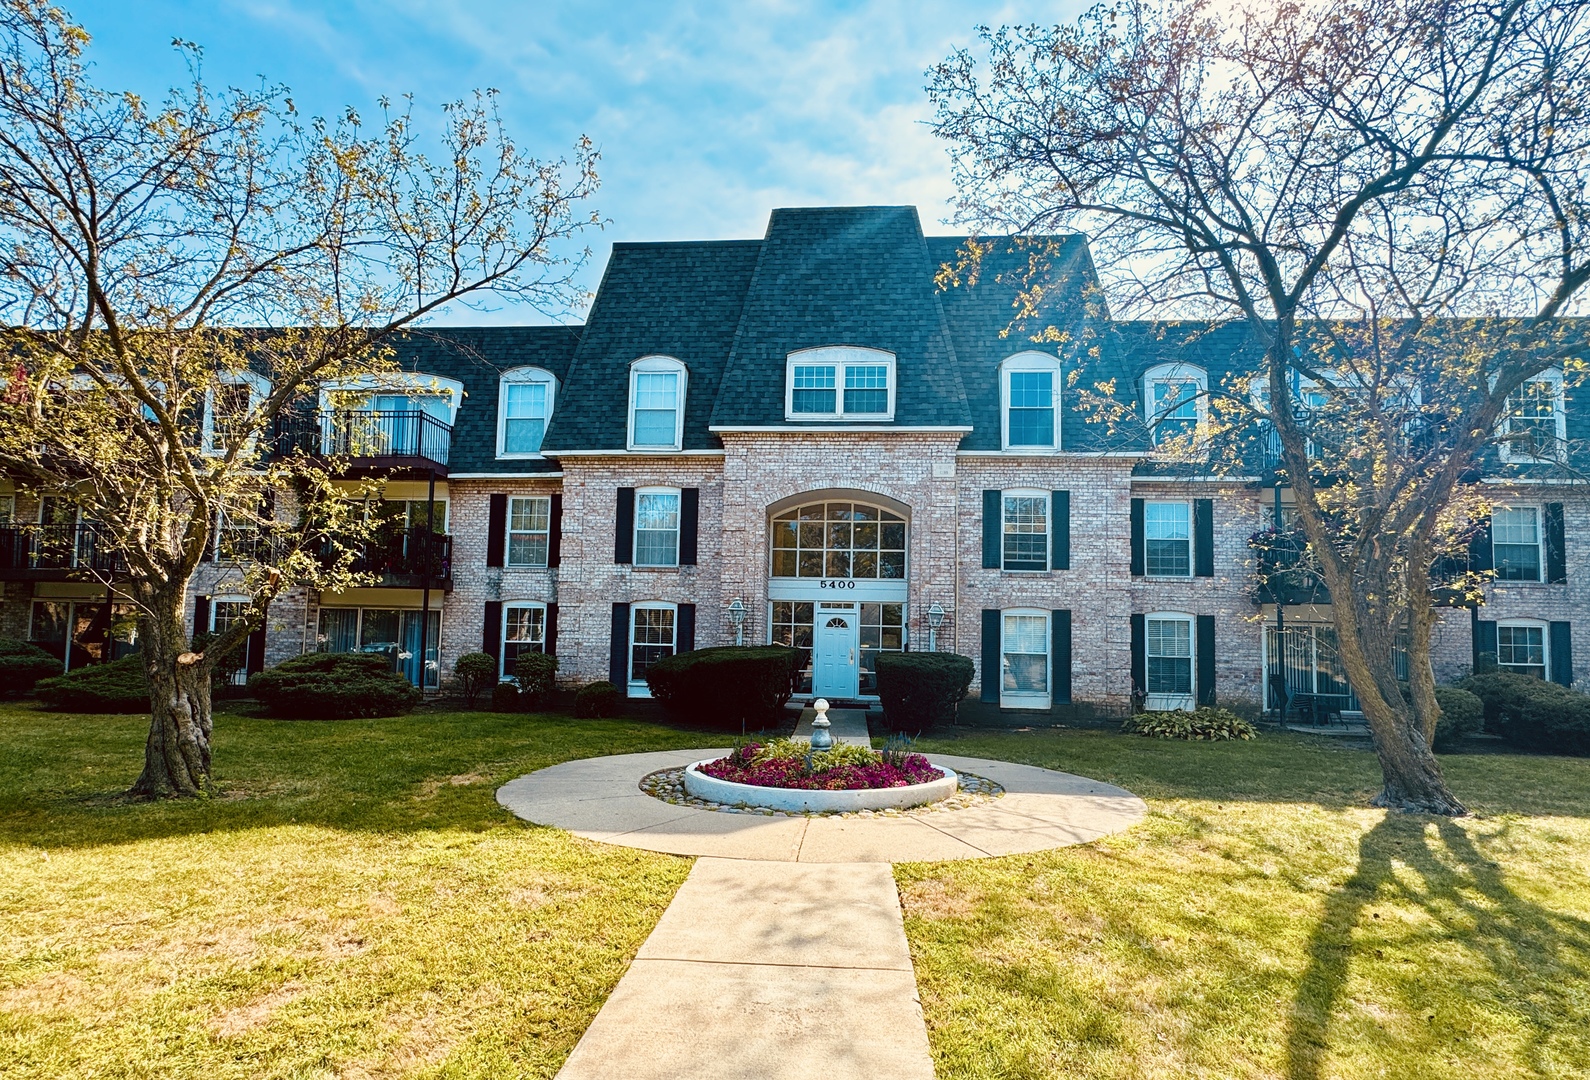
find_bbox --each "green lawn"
[2,706,1588,1079]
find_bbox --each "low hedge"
[0,639,63,699]
[514,652,558,709]
[1432,685,1484,752]
[248,652,421,719]
[1456,671,1590,755]
[574,680,624,719]
[453,652,497,708]
[1122,707,1257,741]
[644,646,801,730]
[490,680,523,712]
[874,652,974,732]
[35,655,150,713]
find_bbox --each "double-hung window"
[507,496,551,567]
[634,488,681,567]
[1146,615,1194,700]
[785,347,895,420]
[498,368,556,456]
[1144,501,1192,577]
[1002,492,1048,571]
[1142,364,1206,446]
[1502,372,1565,461]
[1492,507,1542,582]
[630,603,677,690]
[1000,352,1061,449]
[628,357,687,450]
[1497,622,1547,679]
[1001,611,1050,708]
[502,602,546,678]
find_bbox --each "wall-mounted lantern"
[727,597,746,646]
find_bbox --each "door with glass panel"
[813,609,859,699]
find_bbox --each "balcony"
[326,527,452,590]
[1251,528,1474,608]
[0,524,125,580]
[273,409,451,473]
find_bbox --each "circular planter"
[681,759,959,813]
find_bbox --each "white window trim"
[1499,368,1567,463]
[1496,618,1550,678]
[318,372,465,421]
[500,600,548,680]
[999,608,1051,710]
[1491,504,1544,583]
[1001,488,1051,573]
[629,600,679,697]
[633,486,682,569]
[1145,610,1197,711]
[999,351,1063,451]
[496,367,558,459]
[202,370,272,456]
[1144,499,1194,579]
[627,355,688,452]
[1142,362,1208,445]
[505,495,552,568]
[784,346,897,422]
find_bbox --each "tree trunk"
[128,593,212,798]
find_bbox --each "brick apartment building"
[1,205,1583,716]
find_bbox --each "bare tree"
[0,1,600,796]
[929,0,1590,813]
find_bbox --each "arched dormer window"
[1142,363,1207,445]
[999,352,1062,450]
[784,346,895,421]
[628,356,687,451]
[497,367,558,457]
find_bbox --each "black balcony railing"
[327,527,451,584]
[1251,527,1475,607]
[0,524,125,576]
[272,409,451,468]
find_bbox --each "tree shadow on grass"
[1286,813,1590,1079]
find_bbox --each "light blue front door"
[813,612,858,699]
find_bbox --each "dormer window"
[1500,369,1566,462]
[1143,363,1207,445]
[999,352,1062,450]
[784,347,895,421]
[628,355,687,451]
[497,367,557,457]
[203,371,271,455]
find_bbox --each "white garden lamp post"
[926,602,945,652]
[727,598,745,646]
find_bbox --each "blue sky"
[70,1,1084,324]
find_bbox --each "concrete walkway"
[792,705,872,746]
[556,858,934,1080]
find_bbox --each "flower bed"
[698,739,943,790]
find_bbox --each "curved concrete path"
[496,747,1146,863]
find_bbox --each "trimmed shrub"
[248,652,420,719]
[874,652,974,732]
[453,652,497,708]
[35,655,149,713]
[490,680,521,712]
[514,652,559,709]
[1456,671,1590,755]
[1432,686,1484,752]
[1121,707,1257,741]
[644,646,801,730]
[574,680,623,719]
[0,639,63,699]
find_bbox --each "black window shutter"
[545,603,558,657]
[981,609,1000,701]
[610,603,630,685]
[1468,516,1493,572]
[482,601,502,666]
[1130,499,1145,576]
[1545,502,1566,584]
[547,495,563,568]
[192,595,210,637]
[1197,614,1217,706]
[679,488,700,565]
[1474,618,1498,671]
[1130,613,1146,702]
[246,624,268,675]
[982,490,1001,569]
[677,603,696,653]
[1052,609,1072,705]
[615,488,635,564]
[1051,491,1070,570]
[486,494,507,568]
[1550,621,1573,686]
[1194,499,1215,577]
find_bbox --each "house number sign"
[817,579,857,590]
